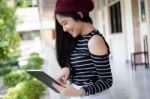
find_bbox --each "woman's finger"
[52,83,65,91]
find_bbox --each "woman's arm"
[81,35,113,96]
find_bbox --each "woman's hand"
[53,83,85,96]
[57,67,70,85]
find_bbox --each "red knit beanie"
[55,0,94,13]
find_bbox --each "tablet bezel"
[27,70,61,93]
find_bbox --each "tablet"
[27,70,61,93]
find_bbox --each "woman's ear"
[77,12,83,18]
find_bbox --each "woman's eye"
[63,23,67,25]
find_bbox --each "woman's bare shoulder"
[88,35,108,55]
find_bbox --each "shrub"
[0,54,20,76]
[22,53,44,69]
[3,79,45,99]
[15,0,33,7]
[0,66,11,76]
[3,70,32,87]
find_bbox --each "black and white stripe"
[70,30,113,96]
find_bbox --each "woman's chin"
[72,34,78,38]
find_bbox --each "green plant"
[0,55,20,76]
[15,0,33,7]
[3,70,32,87]
[0,0,21,63]
[22,53,44,69]
[0,66,11,76]
[0,0,20,58]
[3,79,45,99]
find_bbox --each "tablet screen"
[27,70,61,93]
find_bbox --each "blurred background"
[0,0,150,99]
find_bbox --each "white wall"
[138,0,149,51]
[107,0,127,62]
[147,3,150,64]
[92,0,139,63]
[138,0,150,64]
[92,0,127,62]
[109,35,126,62]
[123,0,150,63]
[123,0,135,61]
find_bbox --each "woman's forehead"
[56,14,69,19]
[56,14,72,23]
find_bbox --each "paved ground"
[0,77,7,99]
[110,61,150,99]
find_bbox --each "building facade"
[38,0,56,47]
[91,0,150,63]
[38,0,150,63]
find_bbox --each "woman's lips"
[68,30,73,35]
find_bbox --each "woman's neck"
[80,23,95,36]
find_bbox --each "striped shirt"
[69,30,113,96]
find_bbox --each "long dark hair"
[55,12,93,68]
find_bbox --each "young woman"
[53,0,113,99]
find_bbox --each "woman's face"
[56,14,83,38]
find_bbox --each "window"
[140,0,146,22]
[109,1,122,33]
[108,0,118,3]
[20,31,40,40]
